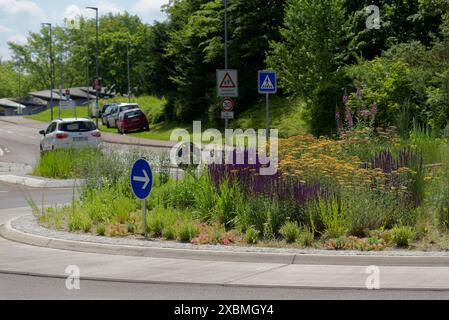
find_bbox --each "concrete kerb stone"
[0,174,85,188]
[4,215,449,267]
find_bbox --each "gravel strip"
[10,214,449,257]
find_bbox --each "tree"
[267,0,347,135]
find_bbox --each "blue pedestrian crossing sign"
[258,71,277,94]
[131,159,153,200]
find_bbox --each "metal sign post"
[131,159,153,236]
[258,71,277,138]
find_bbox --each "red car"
[117,109,149,134]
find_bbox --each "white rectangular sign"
[60,100,76,110]
[221,111,234,120]
[217,69,238,98]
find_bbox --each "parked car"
[101,105,115,126]
[39,118,101,152]
[100,103,116,117]
[106,103,139,128]
[117,109,149,134]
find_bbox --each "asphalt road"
[0,119,44,165]
[2,273,449,300]
[0,181,75,211]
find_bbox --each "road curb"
[101,137,175,150]
[3,216,449,267]
[0,174,84,188]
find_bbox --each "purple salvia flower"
[356,85,362,99]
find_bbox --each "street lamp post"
[42,23,54,121]
[86,6,99,127]
[85,34,90,118]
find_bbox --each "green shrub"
[298,227,315,247]
[280,221,300,243]
[316,196,350,239]
[96,223,106,236]
[410,124,448,164]
[177,222,200,243]
[213,180,245,229]
[391,226,415,247]
[244,227,259,244]
[149,216,165,237]
[162,226,176,240]
[68,210,92,232]
[344,189,390,237]
[192,173,217,221]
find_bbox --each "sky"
[0,0,170,60]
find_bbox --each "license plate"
[132,118,139,122]
[73,137,88,142]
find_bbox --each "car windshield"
[104,106,113,115]
[59,121,96,132]
[125,110,142,119]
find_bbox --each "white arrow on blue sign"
[131,159,153,200]
[258,71,277,94]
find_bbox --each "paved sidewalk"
[2,208,449,290]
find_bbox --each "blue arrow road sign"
[131,159,153,200]
[258,71,277,94]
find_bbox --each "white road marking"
[0,148,3,157]
[0,191,8,193]
[6,131,13,134]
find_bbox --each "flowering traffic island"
[30,114,448,251]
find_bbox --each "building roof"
[29,87,114,101]
[0,98,26,109]
[66,87,96,99]
[29,90,64,101]
[11,96,47,107]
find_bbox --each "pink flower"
[359,109,370,120]
[345,107,354,128]
[343,95,349,105]
[371,103,378,115]
[335,111,341,121]
[356,85,362,99]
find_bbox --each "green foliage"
[33,148,100,179]
[280,221,300,243]
[391,226,416,247]
[177,221,200,243]
[213,180,245,229]
[68,210,92,232]
[298,226,315,247]
[315,196,350,239]
[267,0,348,136]
[410,124,449,164]
[243,227,259,244]
[96,223,106,236]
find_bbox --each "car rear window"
[120,105,138,112]
[59,121,96,132]
[125,110,143,119]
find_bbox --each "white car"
[39,118,101,152]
